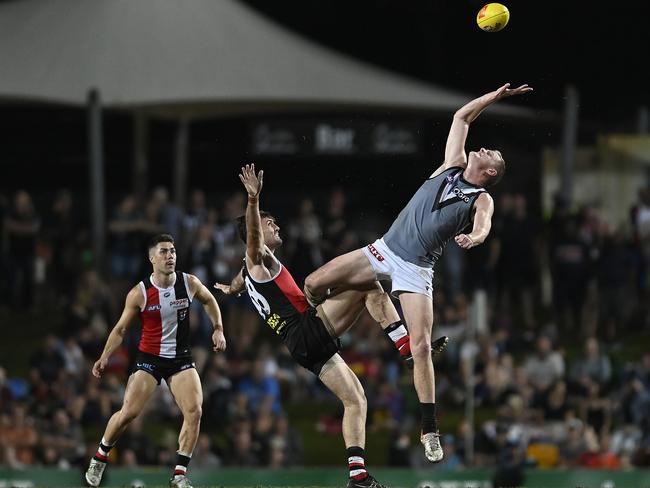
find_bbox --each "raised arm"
[92,285,143,378]
[431,83,533,178]
[187,273,226,352]
[214,268,246,297]
[454,193,495,249]
[240,164,265,264]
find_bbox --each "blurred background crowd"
[2,1,650,486]
[1,180,650,473]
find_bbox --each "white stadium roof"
[0,0,537,119]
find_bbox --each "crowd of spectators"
[1,183,649,471]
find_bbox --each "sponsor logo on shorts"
[146,304,161,312]
[367,244,385,262]
[180,363,195,371]
[137,362,155,372]
[169,298,189,309]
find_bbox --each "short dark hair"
[236,212,274,243]
[148,233,174,251]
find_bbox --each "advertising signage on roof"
[251,118,423,157]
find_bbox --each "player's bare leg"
[304,249,376,307]
[398,292,443,463]
[103,371,159,441]
[86,371,158,486]
[365,287,449,364]
[319,284,415,368]
[318,284,386,336]
[167,368,203,488]
[399,293,434,401]
[320,285,448,365]
[319,357,387,488]
[363,284,401,326]
[319,358,366,447]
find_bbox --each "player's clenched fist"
[455,234,475,249]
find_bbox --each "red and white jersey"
[137,272,195,359]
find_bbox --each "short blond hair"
[486,153,506,187]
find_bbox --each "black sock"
[421,402,437,434]
[173,452,191,477]
[347,446,368,481]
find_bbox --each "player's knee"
[119,407,140,424]
[340,385,366,410]
[347,390,367,411]
[184,404,202,423]
[410,337,432,361]
[352,382,367,409]
[357,390,368,410]
[304,273,318,291]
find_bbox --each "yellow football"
[476,3,510,32]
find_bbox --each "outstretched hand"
[493,83,533,100]
[239,163,263,197]
[214,282,234,295]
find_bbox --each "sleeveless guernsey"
[138,271,194,359]
[383,167,487,268]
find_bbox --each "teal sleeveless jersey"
[382,167,487,268]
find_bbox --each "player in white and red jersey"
[85,234,226,488]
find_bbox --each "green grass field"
[4,466,650,488]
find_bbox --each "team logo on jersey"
[170,298,189,309]
[179,309,188,321]
[367,244,385,262]
[146,304,162,312]
[164,292,171,298]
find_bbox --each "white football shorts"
[361,238,433,299]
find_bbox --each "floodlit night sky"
[242,0,649,131]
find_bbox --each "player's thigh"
[307,249,375,289]
[122,370,159,415]
[320,290,367,337]
[318,356,365,405]
[320,282,384,336]
[399,292,434,339]
[167,367,203,414]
